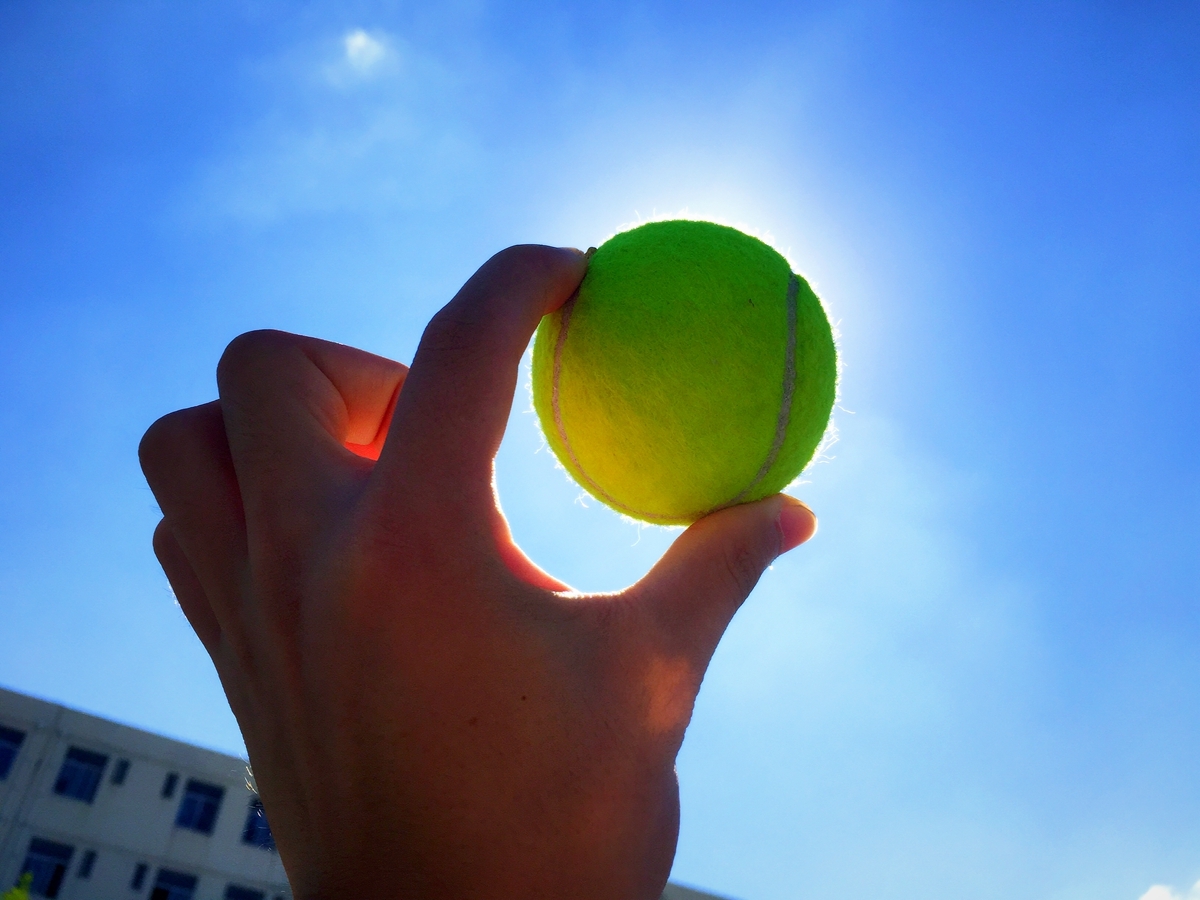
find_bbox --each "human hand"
[139,245,817,900]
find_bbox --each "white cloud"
[322,29,399,88]
[1140,882,1200,900]
[175,28,478,224]
[344,29,386,73]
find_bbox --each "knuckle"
[419,308,482,361]
[216,329,292,390]
[150,518,175,558]
[139,403,225,484]
[721,538,767,598]
[138,409,193,477]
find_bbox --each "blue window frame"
[53,747,108,803]
[241,798,276,851]
[175,780,224,834]
[149,869,197,900]
[76,850,96,879]
[131,863,148,891]
[111,758,130,785]
[21,838,74,898]
[224,885,264,900]
[0,725,24,779]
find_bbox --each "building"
[0,687,287,900]
[0,686,732,900]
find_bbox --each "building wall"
[0,687,288,900]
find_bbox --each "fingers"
[139,401,248,628]
[376,246,587,520]
[635,495,817,669]
[153,519,222,653]
[152,520,252,734]
[146,246,579,619]
[215,331,408,546]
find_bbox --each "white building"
[0,686,733,900]
[0,686,288,900]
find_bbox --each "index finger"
[372,245,588,523]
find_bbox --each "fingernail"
[777,497,817,555]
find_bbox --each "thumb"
[636,495,817,668]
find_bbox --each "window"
[0,725,25,779]
[241,798,275,851]
[161,772,178,798]
[175,780,224,834]
[224,885,264,900]
[53,747,108,803]
[77,850,96,879]
[111,758,130,785]
[20,838,73,899]
[150,869,197,900]
[131,863,148,891]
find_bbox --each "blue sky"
[1,2,1198,898]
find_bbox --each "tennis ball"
[531,219,837,526]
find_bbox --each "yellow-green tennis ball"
[531,219,838,526]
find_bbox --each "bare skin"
[138,245,817,900]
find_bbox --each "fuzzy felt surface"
[532,219,837,525]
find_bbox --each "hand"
[139,245,817,900]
